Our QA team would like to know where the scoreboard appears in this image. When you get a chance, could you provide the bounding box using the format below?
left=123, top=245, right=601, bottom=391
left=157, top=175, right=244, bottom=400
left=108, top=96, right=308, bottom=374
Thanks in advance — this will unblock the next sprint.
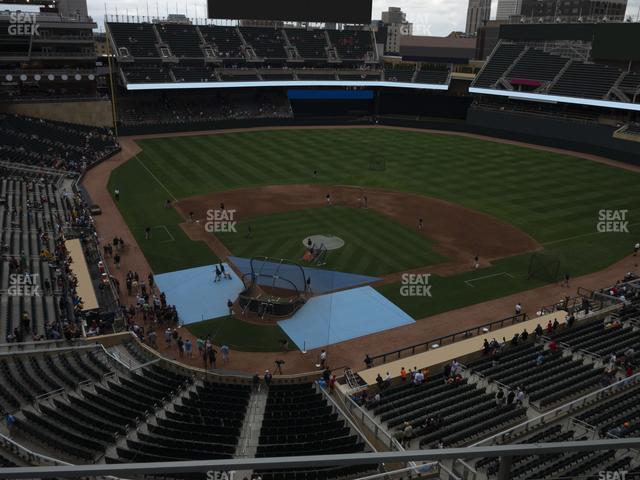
left=207, top=0, right=373, bottom=24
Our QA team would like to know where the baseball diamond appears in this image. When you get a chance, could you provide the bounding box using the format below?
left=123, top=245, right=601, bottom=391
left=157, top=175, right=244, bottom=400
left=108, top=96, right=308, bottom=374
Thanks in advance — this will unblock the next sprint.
left=2, top=3, right=640, bottom=478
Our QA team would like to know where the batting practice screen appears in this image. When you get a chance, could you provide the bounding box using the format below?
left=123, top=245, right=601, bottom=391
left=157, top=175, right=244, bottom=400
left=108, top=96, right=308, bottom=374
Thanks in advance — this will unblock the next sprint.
left=207, top=0, right=373, bottom=23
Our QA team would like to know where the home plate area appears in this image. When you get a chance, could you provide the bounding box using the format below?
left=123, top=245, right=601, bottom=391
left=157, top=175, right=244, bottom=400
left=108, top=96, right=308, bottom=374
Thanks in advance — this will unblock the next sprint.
left=155, top=259, right=413, bottom=350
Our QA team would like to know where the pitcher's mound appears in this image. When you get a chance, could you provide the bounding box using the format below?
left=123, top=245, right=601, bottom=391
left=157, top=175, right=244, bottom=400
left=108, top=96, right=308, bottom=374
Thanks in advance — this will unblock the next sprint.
left=303, top=234, right=345, bottom=251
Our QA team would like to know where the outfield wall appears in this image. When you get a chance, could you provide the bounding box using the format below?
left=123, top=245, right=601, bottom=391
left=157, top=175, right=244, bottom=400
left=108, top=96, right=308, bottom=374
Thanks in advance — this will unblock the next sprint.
left=115, top=87, right=640, bottom=164
left=119, top=113, right=640, bottom=166
left=464, top=108, right=640, bottom=165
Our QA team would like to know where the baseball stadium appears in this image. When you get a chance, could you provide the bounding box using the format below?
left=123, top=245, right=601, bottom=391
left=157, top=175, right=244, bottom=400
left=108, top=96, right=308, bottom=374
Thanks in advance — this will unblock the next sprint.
left=1, top=0, right=640, bottom=478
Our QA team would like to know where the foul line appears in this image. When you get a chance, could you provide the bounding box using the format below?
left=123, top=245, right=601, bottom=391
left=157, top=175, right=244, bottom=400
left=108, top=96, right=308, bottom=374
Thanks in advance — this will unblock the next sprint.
left=152, top=225, right=175, bottom=242
left=465, top=271, right=514, bottom=288
left=542, top=222, right=640, bottom=247
left=135, top=155, right=178, bottom=202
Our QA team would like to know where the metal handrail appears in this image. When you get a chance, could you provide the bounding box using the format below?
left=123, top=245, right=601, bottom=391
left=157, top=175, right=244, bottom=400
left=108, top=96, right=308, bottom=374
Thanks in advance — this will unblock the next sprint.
left=471, top=371, right=640, bottom=448
left=0, top=343, right=97, bottom=358
left=0, top=338, right=81, bottom=352
left=0, top=431, right=72, bottom=467
left=343, top=390, right=403, bottom=452
left=316, top=382, right=378, bottom=455
left=450, top=373, right=640, bottom=480
left=0, top=432, right=130, bottom=480
left=97, top=342, right=135, bottom=372
left=354, top=461, right=442, bottom=480
left=35, top=388, right=65, bottom=401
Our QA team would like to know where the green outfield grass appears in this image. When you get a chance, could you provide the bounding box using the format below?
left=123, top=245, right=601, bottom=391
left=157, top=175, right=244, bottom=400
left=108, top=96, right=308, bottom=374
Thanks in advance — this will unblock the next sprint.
left=109, top=128, right=639, bottom=324
left=216, top=206, right=446, bottom=276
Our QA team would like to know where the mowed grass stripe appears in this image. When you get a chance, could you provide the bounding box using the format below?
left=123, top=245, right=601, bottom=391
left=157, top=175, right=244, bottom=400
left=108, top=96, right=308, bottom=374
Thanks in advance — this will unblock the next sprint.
left=143, top=140, right=221, bottom=198
left=188, top=137, right=259, bottom=189
left=165, top=139, right=223, bottom=194
left=110, top=128, right=640, bottom=319
left=129, top=130, right=640, bottom=243
left=216, top=206, right=444, bottom=276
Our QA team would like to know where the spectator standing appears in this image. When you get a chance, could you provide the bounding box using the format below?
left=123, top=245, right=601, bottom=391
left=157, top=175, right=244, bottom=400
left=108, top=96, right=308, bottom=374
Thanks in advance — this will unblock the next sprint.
left=177, top=337, right=184, bottom=358
left=319, top=349, right=327, bottom=368
left=147, top=330, right=157, bottom=348
left=208, top=346, right=217, bottom=369
left=383, top=371, right=391, bottom=389
left=20, top=312, right=30, bottom=333
left=329, top=374, right=337, bottom=393
left=402, top=421, right=413, bottom=447
left=5, top=413, right=16, bottom=436
left=264, top=370, right=272, bottom=388
left=221, top=344, right=230, bottom=363
left=364, top=354, right=373, bottom=369
left=450, top=359, right=460, bottom=376
left=220, top=263, right=231, bottom=280
left=535, top=324, right=543, bottom=337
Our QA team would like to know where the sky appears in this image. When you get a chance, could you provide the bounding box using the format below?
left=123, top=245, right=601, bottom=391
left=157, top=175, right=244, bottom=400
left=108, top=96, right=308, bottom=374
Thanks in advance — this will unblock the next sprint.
left=10, top=0, right=640, bottom=35
left=87, top=0, right=487, bottom=34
